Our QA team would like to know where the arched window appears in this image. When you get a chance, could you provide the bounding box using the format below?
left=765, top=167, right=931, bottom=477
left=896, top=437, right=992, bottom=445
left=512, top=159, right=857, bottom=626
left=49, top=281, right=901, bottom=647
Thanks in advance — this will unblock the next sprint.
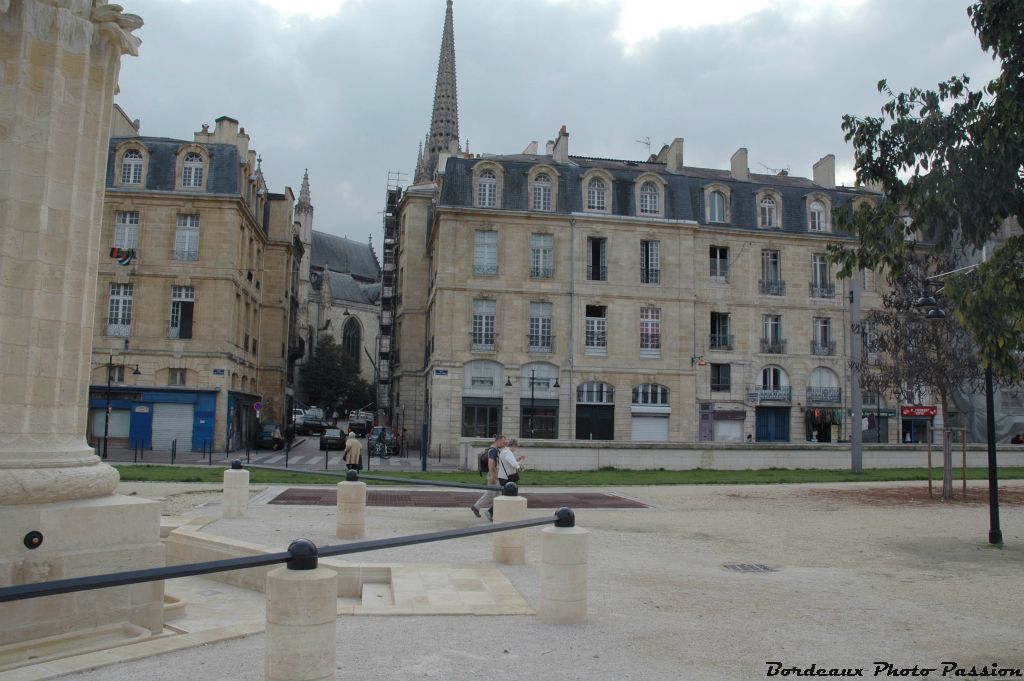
left=760, top=366, right=787, bottom=390
left=587, top=178, right=607, bottom=211
left=532, top=173, right=552, bottom=211
left=577, top=381, right=614, bottom=404
left=760, top=197, right=777, bottom=228
left=639, top=181, right=659, bottom=215
left=121, top=149, right=143, bottom=184
left=182, top=152, right=204, bottom=188
left=478, top=170, right=497, bottom=207
left=342, top=317, right=361, bottom=370
left=809, top=200, right=827, bottom=231
left=807, top=367, right=841, bottom=402
left=709, top=190, right=727, bottom=223
left=632, top=384, right=669, bottom=405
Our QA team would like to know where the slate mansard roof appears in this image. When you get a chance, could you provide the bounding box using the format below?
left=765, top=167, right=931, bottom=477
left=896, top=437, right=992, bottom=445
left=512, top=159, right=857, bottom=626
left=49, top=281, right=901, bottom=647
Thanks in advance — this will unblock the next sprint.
left=106, top=136, right=243, bottom=195
left=310, top=231, right=381, bottom=284
left=438, top=154, right=878, bottom=236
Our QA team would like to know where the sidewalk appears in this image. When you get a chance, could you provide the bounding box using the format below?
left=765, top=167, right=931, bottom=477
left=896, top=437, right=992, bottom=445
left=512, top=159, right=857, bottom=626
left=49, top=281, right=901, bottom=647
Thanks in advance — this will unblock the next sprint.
left=27, top=480, right=1024, bottom=680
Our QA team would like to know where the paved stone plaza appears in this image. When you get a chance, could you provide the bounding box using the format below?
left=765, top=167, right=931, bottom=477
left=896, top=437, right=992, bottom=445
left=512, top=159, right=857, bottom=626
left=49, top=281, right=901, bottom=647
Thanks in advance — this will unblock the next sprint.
left=8, top=478, right=1019, bottom=681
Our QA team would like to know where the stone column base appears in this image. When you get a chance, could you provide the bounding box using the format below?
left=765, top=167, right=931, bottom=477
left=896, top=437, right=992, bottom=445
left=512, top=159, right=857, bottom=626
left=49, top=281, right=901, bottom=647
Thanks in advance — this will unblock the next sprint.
left=0, top=494, right=164, bottom=646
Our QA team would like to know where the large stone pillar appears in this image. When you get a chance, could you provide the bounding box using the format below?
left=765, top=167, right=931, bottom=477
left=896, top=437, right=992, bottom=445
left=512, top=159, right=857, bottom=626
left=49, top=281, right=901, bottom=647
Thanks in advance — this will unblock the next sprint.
left=0, top=0, right=162, bottom=647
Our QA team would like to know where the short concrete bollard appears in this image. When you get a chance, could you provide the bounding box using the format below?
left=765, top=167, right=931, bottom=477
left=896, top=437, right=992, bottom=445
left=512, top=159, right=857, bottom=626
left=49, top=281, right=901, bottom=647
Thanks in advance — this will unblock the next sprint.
left=265, top=540, right=338, bottom=681
left=336, top=472, right=366, bottom=539
left=222, top=460, right=250, bottom=519
left=493, top=483, right=528, bottom=564
left=539, top=508, right=589, bottom=624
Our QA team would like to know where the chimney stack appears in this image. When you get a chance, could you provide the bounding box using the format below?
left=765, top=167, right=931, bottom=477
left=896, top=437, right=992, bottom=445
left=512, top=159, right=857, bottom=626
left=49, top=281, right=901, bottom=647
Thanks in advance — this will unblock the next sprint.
left=813, top=154, right=835, bottom=188
left=730, top=148, right=749, bottom=182
left=552, top=125, right=569, bottom=163
left=666, top=138, right=684, bottom=173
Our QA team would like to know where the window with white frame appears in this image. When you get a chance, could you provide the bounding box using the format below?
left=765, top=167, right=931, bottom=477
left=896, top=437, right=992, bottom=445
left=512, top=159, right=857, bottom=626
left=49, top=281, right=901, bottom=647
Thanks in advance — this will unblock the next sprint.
left=810, top=254, right=834, bottom=297
left=473, top=230, right=497, bottom=275
left=532, top=173, right=552, bottom=211
left=530, top=233, right=553, bottom=278
left=113, top=211, right=139, bottom=249
left=760, top=366, right=785, bottom=390
left=761, top=314, right=784, bottom=353
left=639, top=181, right=659, bottom=215
left=809, top=200, right=828, bottom=231
left=587, top=237, right=607, bottom=281
left=169, top=285, right=195, bottom=339
left=121, top=149, right=143, bottom=184
left=709, top=190, right=727, bottom=223
left=759, top=196, right=778, bottom=228
left=174, top=214, right=200, bottom=261
left=477, top=170, right=497, bottom=207
left=472, top=299, right=496, bottom=350
left=182, top=152, right=204, bottom=188
left=812, top=317, right=833, bottom=355
left=587, top=178, right=607, bottom=211
left=108, top=365, right=125, bottom=383
left=168, top=368, right=187, bottom=386
left=585, top=305, right=607, bottom=354
left=529, top=302, right=553, bottom=352
left=710, top=246, right=729, bottom=281
left=107, top=283, right=133, bottom=336
left=577, top=381, right=614, bottom=404
left=632, top=383, right=669, bottom=405
left=640, top=307, right=661, bottom=356
left=640, top=240, right=660, bottom=284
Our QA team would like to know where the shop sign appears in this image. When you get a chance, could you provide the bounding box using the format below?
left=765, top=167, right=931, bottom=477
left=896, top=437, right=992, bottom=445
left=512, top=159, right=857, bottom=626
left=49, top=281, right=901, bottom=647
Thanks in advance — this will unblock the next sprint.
left=901, top=406, right=937, bottom=417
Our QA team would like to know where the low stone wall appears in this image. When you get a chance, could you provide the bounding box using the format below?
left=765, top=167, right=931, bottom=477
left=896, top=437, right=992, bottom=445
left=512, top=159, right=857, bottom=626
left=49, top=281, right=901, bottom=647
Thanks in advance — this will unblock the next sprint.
left=459, top=441, right=1024, bottom=471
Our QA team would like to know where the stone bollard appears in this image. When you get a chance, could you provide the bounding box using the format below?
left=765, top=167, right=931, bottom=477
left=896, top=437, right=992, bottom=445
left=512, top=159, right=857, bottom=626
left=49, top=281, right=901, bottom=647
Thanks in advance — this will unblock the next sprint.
left=539, top=508, right=589, bottom=624
left=265, top=540, right=338, bottom=681
left=493, top=482, right=528, bottom=564
left=222, top=460, right=250, bottom=519
left=336, top=470, right=366, bottom=539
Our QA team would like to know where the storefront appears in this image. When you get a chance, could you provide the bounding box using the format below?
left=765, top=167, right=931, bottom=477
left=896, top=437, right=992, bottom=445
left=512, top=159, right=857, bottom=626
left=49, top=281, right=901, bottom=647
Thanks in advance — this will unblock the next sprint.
left=862, top=407, right=896, bottom=443
left=901, top=405, right=937, bottom=443
left=804, top=407, right=843, bottom=443
left=88, top=386, right=217, bottom=451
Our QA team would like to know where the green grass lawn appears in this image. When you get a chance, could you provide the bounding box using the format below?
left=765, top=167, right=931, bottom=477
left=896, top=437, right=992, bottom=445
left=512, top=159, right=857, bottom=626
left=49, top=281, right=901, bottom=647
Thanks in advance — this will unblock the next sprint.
left=113, top=464, right=1024, bottom=487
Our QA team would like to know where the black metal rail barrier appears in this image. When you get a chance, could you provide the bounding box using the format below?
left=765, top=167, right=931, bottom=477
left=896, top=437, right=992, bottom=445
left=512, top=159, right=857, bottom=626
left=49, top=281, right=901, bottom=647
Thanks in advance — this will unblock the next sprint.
left=244, top=463, right=502, bottom=492
left=0, top=508, right=574, bottom=603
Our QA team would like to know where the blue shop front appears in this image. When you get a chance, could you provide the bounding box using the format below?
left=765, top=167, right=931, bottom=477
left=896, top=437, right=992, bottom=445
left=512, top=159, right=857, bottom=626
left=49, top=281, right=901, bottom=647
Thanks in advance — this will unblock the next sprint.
left=88, top=386, right=218, bottom=452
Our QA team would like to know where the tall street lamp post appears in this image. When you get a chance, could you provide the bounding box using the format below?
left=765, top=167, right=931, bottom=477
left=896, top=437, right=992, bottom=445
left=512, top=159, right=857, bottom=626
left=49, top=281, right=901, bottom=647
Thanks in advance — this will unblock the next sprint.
left=101, top=352, right=141, bottom=460
left=506, top=370, right=559, bottom=438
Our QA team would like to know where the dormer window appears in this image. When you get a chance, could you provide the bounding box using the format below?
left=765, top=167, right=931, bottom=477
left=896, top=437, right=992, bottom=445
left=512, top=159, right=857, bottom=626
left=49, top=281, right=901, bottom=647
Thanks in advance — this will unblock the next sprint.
left=709, top=190, right=726, bottom=223
left=478, top=170, right=497, bottom=208
left=121, top=149, right=143, bottom=184
left=587, top=178, right=607, bottom=211
left=532, top=173, right=552, bottom=211
left=639, top=181, right=659, bottom=215
left=808, top=199, right=829, bottom=232
left=759, top=196, right=778, bottom=228
left=182, top=152, right=204, bottom=188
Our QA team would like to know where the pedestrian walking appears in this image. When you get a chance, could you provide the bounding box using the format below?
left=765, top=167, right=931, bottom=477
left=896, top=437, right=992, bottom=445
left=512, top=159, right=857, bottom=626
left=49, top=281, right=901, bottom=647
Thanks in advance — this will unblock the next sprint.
left=497, top=438, right=525, bottom=485
left=344, top=432, right=362, bottom=470
left=471, top=434, right=504, bottom=521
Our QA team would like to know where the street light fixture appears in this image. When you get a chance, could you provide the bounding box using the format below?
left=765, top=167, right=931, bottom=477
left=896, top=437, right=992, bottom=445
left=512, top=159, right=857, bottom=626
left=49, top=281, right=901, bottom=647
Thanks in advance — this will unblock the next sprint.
left=506, top=371, right=560, bottom=437
left=916, top=278, right=1001, bottom=546
left=101, top=351, right=141, bottom=460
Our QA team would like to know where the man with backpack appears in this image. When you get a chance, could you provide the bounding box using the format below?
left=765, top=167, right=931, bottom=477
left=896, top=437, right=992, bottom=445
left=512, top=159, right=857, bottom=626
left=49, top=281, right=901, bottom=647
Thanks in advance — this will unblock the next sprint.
left=471, top=434, right=505, bottom=521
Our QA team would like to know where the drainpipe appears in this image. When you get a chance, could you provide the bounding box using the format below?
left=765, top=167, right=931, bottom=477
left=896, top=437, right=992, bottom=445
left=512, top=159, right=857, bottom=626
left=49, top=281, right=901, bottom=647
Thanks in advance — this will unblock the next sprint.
left=567, top=217, right=576, bottom=434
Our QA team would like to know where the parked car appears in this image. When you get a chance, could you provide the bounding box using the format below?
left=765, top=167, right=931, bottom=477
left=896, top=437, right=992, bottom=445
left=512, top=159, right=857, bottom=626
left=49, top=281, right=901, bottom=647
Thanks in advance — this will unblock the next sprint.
left=319, top=428, right=345, bottom=451
left=347, top=420, right=368, bottom=437
left=297, top=417, right=329, bottom=436
left=255, top=421, right=284, bottom=450
left=367, top=426, right=398, bottom=456
left=291, top=408, right=306, bottom=424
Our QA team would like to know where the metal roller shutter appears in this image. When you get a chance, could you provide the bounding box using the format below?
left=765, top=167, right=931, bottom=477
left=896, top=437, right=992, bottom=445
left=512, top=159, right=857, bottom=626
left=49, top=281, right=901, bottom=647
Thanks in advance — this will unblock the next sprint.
left=631, top=415, right=668, bottom=441
left=152, top=403, right=194, bottom=451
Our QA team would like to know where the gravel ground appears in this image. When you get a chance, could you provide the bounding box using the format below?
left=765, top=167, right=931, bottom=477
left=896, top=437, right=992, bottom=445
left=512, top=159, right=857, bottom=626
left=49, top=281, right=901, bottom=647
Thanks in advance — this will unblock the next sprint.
left=58, top=480, right=1024, bottom=681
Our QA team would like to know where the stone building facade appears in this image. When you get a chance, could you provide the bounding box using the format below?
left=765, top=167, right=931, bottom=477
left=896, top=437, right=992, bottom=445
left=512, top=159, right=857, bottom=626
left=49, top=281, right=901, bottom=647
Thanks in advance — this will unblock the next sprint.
left=88, top=111, right=305, bottom=451
left=391, top=130, right=894, bottom=454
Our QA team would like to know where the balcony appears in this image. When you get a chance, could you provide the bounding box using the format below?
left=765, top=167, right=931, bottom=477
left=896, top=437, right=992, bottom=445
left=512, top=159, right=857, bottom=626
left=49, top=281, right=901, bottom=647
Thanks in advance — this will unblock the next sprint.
left=379, top=337, right=391, bottom=353
left=474, top=264, right=498, bottom=276
left=709, top=333, right=734, bottom=350
left=755, top=386, right=792, bottom=402
left=641, top=268, right=660, bottom=285
left=382, top=286, right=394, bottom=299
left=759, top=279, right=786, bottom=296
left=381, top=311, right=393, bottom=325
left=807, top=386, right=842, bottom=403
left=106, top=321, right=131, bottom=337
left=173, top=249, right=199, bottom=262
left=528, top=335, right=553, bottom=353
left=809, top=282, right=836, bottom=298
left=471, top=335, right=495, bottom=352
left=383, top=262, right=396, bottom=272
left=530, top=266, right=553, bottom=278
left=811, top=340, right=836, bottom=356
left=760, top=338, right=786, bottom=354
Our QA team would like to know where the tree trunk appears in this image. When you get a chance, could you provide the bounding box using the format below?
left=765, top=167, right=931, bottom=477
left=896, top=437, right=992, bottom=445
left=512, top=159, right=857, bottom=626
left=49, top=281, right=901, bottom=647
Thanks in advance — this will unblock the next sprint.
left=940, top=394, right=953, bottom=500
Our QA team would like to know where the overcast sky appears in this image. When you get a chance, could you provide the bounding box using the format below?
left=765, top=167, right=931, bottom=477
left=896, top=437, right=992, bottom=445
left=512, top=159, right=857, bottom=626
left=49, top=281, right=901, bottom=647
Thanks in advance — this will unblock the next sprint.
left=115, top=0, right=1000, bottom=246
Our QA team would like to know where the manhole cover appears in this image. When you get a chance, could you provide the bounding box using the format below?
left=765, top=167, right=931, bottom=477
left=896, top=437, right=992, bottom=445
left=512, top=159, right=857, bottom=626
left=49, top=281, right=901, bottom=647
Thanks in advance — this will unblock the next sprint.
left=723, top=563, right=777, bottom=573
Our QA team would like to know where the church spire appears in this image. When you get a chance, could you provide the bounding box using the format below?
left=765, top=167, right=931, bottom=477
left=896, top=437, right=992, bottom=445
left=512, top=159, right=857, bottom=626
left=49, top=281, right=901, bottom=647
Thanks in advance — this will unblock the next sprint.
left=297, top=168, right=313, bottom=215
left=415, top=0, right=460, bottom=184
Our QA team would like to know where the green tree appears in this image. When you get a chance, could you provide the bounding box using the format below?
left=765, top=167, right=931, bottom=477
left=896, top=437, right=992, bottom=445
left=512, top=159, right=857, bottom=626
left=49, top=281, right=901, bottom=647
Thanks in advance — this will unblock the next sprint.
left=860, top=254, right=982, bottom=498
left=828, top=0, right=1024, bottom=382
left=299, top=335, right=366, bottom=411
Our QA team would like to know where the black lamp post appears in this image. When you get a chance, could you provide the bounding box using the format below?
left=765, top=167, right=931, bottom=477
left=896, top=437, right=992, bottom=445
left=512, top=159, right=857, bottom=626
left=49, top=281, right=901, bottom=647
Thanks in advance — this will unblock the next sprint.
left=101, top=352, right=141, bottom=460
left=506, top=370, right=560, bottom=438
left=915, top=292, right=1001, bottom=545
